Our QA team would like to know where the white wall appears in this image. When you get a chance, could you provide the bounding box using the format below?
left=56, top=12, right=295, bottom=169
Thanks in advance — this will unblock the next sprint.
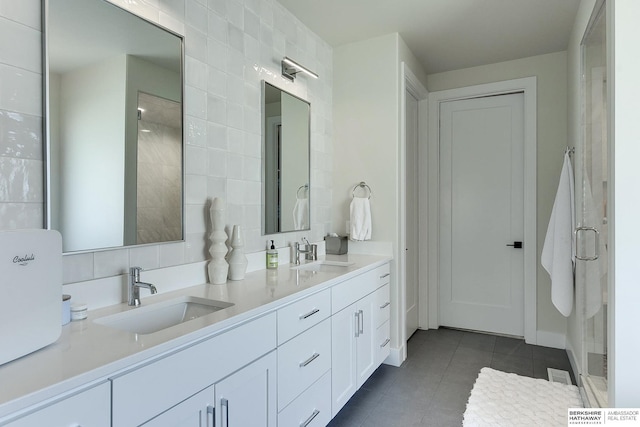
left=610, top=0, right=640, bottom=408
left=0, top=0, right=333, bottom=284
left=333, top=33, right=428, bottom=362
left=427, top=52, right=569, bottom=346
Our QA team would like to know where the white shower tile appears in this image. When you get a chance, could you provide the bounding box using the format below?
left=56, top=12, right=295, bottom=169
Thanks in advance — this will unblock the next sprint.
left=227, top=128, right=244, bottom=154
left=243, top=106, right=260, bottom=134
left=227, top=153, right=243, bottom=179
left=0, top=0, right=41, bottom=29
left=185, top=26, right=208, bottom=63
left=244, top=33, right=260, bottom=62
left=185, top=0, right=208, bottom=32
left=185, top=56, right=208, bottom=90
left=185, top=174, right=208, bottom=203
left=0, top=64, right=41, bottom=116
left=208, top=0, right=226, bottom=16
left=184, top=232, right=207, bottom=262
left=0, top=158, right=43, bottom=202
left=185, top=145, right=208, bottom=175
left=227, top=23, right=244, bottom=53
left=185, top=86, right=207, bottom=119
left=207, top=176, right=226, bottom=197
left=62, top=252, right=95, bottom=284
left=244, top=0, right=259, bottom=14
left=244, top=8, right=260, bottom=39
left=0, top=110, right=42, bottom=159
left=225, top=0, right=243, bottom=29
left=243, top=131, right=261, bottom=158
left=227, top=102, right=244, bottom=129
left=226, top=49, right=246, bottom=77
left=186, top=115, right=208, bottom=147
left=207, top=66, right=227, bottom=97
left=129, top=245, right=160, bottom=270
left=226, top=75, right=245, bottom=104
left=244, top=156, right=260, bottom=181
left=94, top=249, right=129, bottom=279
left=207, top=148, right=228, bottom=177
left=208, top=122, right=228, bottom=150
left=207, top=39, right=227, bottom=70
left=208, top=10, right=228, bottom=43
left=185, top=204, right=207, bottom=233
left=0, top=17, right=41, bottom=73
left=0, top=202, right=42, bottom=229
left=207, top=94, right=227, bottom=125
left=158, top=242, right=186, bottom=267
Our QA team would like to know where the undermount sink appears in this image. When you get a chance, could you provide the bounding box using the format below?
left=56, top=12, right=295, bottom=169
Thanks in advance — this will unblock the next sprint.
left=94, top=296, right=234, bottom=335
left=292, top=260, right=355, bottom=272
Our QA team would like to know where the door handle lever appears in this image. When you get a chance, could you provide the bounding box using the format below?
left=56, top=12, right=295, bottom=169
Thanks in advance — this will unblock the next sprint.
left=506, top=241, right=523, bottom=249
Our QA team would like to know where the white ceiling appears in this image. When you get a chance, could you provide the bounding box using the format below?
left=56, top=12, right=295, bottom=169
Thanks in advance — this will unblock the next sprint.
left=276, top=0, right=582, bottom=74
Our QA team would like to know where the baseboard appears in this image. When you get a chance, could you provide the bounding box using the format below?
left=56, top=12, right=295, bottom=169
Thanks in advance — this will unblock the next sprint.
left=565, top=339, right=582, bottom=387
left=535, top=330, right=566, bottom=349
left=383, top=344, right=405, bottom=367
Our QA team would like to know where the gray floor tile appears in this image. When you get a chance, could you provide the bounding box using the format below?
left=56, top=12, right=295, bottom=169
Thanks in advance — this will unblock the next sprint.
left=429, top=380, right=472, bottom=413
left=490, top=353, right=534, bottom=377
left=361, top=363, right=401, bottom=392
left=494, top=336, right=534, bottom=358
left=421, top=407, right=465, bottom=427
left=363, top=393, right=430, bottom=427
left=459, top=331, right=496, bottom=352
left=449, top=346, right=493, bottom=368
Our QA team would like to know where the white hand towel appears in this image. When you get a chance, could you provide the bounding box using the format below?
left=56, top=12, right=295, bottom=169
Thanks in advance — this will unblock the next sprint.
left=350, top=197, right=372, bottom=241
left=541, top=152, right=575, bottom=317
left=293, top=197, right=309, bottom=230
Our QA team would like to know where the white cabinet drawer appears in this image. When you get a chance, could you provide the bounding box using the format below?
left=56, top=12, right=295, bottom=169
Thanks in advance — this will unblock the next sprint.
left=376, top=263, right=391, bottom=287
left=278, top=371, right=331, bottom=427
left=374, top=283, right=391, bottom=328
left=278, top=318, right=331, bottom=411
left=278, top=289, right=330, bottom=345
left=112, top=312, right=276, bottom=427
left=4, top=382, right=111, bottom=427
left=375, top=320, right=391, bottom=366
left=332, top=268, right=377, bottom=314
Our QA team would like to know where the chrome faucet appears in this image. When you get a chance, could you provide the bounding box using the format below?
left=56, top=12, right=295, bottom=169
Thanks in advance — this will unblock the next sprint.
left=128, top=266, right=157, bottom=306
left=293, top=238, right=317, bottom=265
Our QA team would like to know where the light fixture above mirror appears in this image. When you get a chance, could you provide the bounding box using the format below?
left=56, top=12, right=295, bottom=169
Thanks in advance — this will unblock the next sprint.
left=281, top=57, right=318, bottom=82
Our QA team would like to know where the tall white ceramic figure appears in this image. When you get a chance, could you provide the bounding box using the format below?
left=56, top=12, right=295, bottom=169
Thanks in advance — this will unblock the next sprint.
left=227, top=225, right=248, bottom=280
left=208, top=198, right=229, bottom=284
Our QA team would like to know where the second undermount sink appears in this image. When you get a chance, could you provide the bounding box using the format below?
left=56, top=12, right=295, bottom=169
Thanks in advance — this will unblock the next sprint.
left=94, top=296, right=234, bottom=335
left=292, top=260, right=355, bottom=272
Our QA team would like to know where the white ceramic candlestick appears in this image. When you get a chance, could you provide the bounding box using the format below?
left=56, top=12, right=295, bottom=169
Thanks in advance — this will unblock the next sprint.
left=207, top=198, right=229, bottom=284
left=227, top=225, right=248, bottom=280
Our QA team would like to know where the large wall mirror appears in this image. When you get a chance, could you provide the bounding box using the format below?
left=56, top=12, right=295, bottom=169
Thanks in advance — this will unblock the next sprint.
left=45, top=0, right=184, bottom=253
left=262, top=82, right=310, bottom=235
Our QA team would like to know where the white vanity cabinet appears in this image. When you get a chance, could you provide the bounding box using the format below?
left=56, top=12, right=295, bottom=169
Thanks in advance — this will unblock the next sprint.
left=214, top=351, right=276, bottom=427
left=141, top=386, right=213, bottom=426
left=111, top=312, right=276, bottom=426
left=276, top=289, right=332, bottom=427
left=331, top=263, right=391, bottom=417
left=1, top=382, right=111, bottom=427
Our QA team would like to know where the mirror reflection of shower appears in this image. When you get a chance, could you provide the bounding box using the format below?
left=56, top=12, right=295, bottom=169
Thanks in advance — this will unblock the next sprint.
left=136, top=92, right=182, bottom=244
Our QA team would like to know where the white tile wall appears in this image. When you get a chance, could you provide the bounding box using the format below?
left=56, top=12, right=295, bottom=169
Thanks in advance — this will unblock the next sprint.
left=0, top=0, right=333, bottom=287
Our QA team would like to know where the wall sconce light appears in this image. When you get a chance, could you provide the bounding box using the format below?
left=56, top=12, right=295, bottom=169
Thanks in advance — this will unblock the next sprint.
left=281, top=57, right=318, bottom=81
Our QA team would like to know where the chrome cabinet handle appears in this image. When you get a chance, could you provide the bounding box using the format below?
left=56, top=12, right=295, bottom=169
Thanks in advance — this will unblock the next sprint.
left=379, top=301, right=390, bottom=309
left=354, top=312, right=360, bottom=337
left=300, top=409, right=320, bottom=427
left=221, top=398, right=229, bottom=427
left=380, top=338, right=391, bottom=348
left=358, top=310, right=364, bottom=335
left=299, top=308, right=320, bottom=320
left=207, top=405, right=214, bottom=427
left=299, top=352, right=320, bottom=367
left=379, top=273, right=390, bottom=279
left=575, top=226, right=600, bottom=261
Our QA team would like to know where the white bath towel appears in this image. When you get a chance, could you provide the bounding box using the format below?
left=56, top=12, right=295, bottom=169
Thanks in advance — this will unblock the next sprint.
left=350, top=197, right=372, bottom=241
left=541, top=152, right=575, bottom=317
left=293, top=197, right=309, bottom=230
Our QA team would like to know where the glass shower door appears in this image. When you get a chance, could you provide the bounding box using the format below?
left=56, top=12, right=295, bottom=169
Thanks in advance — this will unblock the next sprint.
left=577, top=1, right=608, bottom=406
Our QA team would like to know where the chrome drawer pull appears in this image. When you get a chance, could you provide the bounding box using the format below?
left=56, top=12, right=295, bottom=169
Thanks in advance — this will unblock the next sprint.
left=299, top=308, right=320, bottom=320
left=358, top=310, right=364, bottom=335
left=299, top=352, right=320, bottom=367
left=380, top=338, right=391, bottom=348
left=300, top=409, right=320, bottom=427
left=379, top=301, right=390, bottom=309
left=221, top=398, right=229, bottom=427
left=379, top=273, right=390, bottom=279
left=354, top=312, right=360, bottom=337
left=207, top=405, right=215, bottom=427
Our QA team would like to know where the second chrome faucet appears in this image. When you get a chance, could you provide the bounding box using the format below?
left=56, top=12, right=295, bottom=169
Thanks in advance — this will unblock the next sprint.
left=128, top=266, right=157, bottom=306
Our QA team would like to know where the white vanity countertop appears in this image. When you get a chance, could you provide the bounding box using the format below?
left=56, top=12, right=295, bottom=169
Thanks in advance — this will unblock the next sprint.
left=0, top=253, right=391, bottom=419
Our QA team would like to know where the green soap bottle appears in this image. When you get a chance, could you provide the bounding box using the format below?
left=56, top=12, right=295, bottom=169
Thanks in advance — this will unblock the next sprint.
left=266, top=240, right=278, bottom=269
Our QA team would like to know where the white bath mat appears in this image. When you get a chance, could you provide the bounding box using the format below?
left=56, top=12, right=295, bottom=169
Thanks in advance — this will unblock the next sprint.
left=463, top=367, right=583, bottom=426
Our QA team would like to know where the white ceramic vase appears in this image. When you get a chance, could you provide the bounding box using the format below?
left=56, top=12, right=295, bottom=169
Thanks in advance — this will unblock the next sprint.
left=227, top=225, right=248, bottom=280
left=207, top=198, right=229, bottom=284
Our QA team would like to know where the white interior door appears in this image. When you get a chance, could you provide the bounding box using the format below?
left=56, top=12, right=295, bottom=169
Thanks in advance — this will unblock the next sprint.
left=439, top=93, right=525, bottom=336
left=405, top=88, right=419, bottom=339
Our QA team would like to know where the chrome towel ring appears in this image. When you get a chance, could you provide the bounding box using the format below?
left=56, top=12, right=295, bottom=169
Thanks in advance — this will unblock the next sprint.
left=352, top=182, right=372, bottom=199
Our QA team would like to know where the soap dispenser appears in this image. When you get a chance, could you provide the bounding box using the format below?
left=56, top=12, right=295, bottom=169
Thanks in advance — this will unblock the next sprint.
left=266, top=240, right=278, bottom=269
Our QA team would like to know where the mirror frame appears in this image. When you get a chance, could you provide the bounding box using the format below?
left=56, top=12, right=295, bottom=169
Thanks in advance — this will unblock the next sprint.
left=261, top=80, right=311, bottom=235
left=42, top=0, right=186, bottom=254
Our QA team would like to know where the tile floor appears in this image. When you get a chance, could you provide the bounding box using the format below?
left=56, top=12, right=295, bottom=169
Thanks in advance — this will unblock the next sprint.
left=327, top=328, right=575, bottom=427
